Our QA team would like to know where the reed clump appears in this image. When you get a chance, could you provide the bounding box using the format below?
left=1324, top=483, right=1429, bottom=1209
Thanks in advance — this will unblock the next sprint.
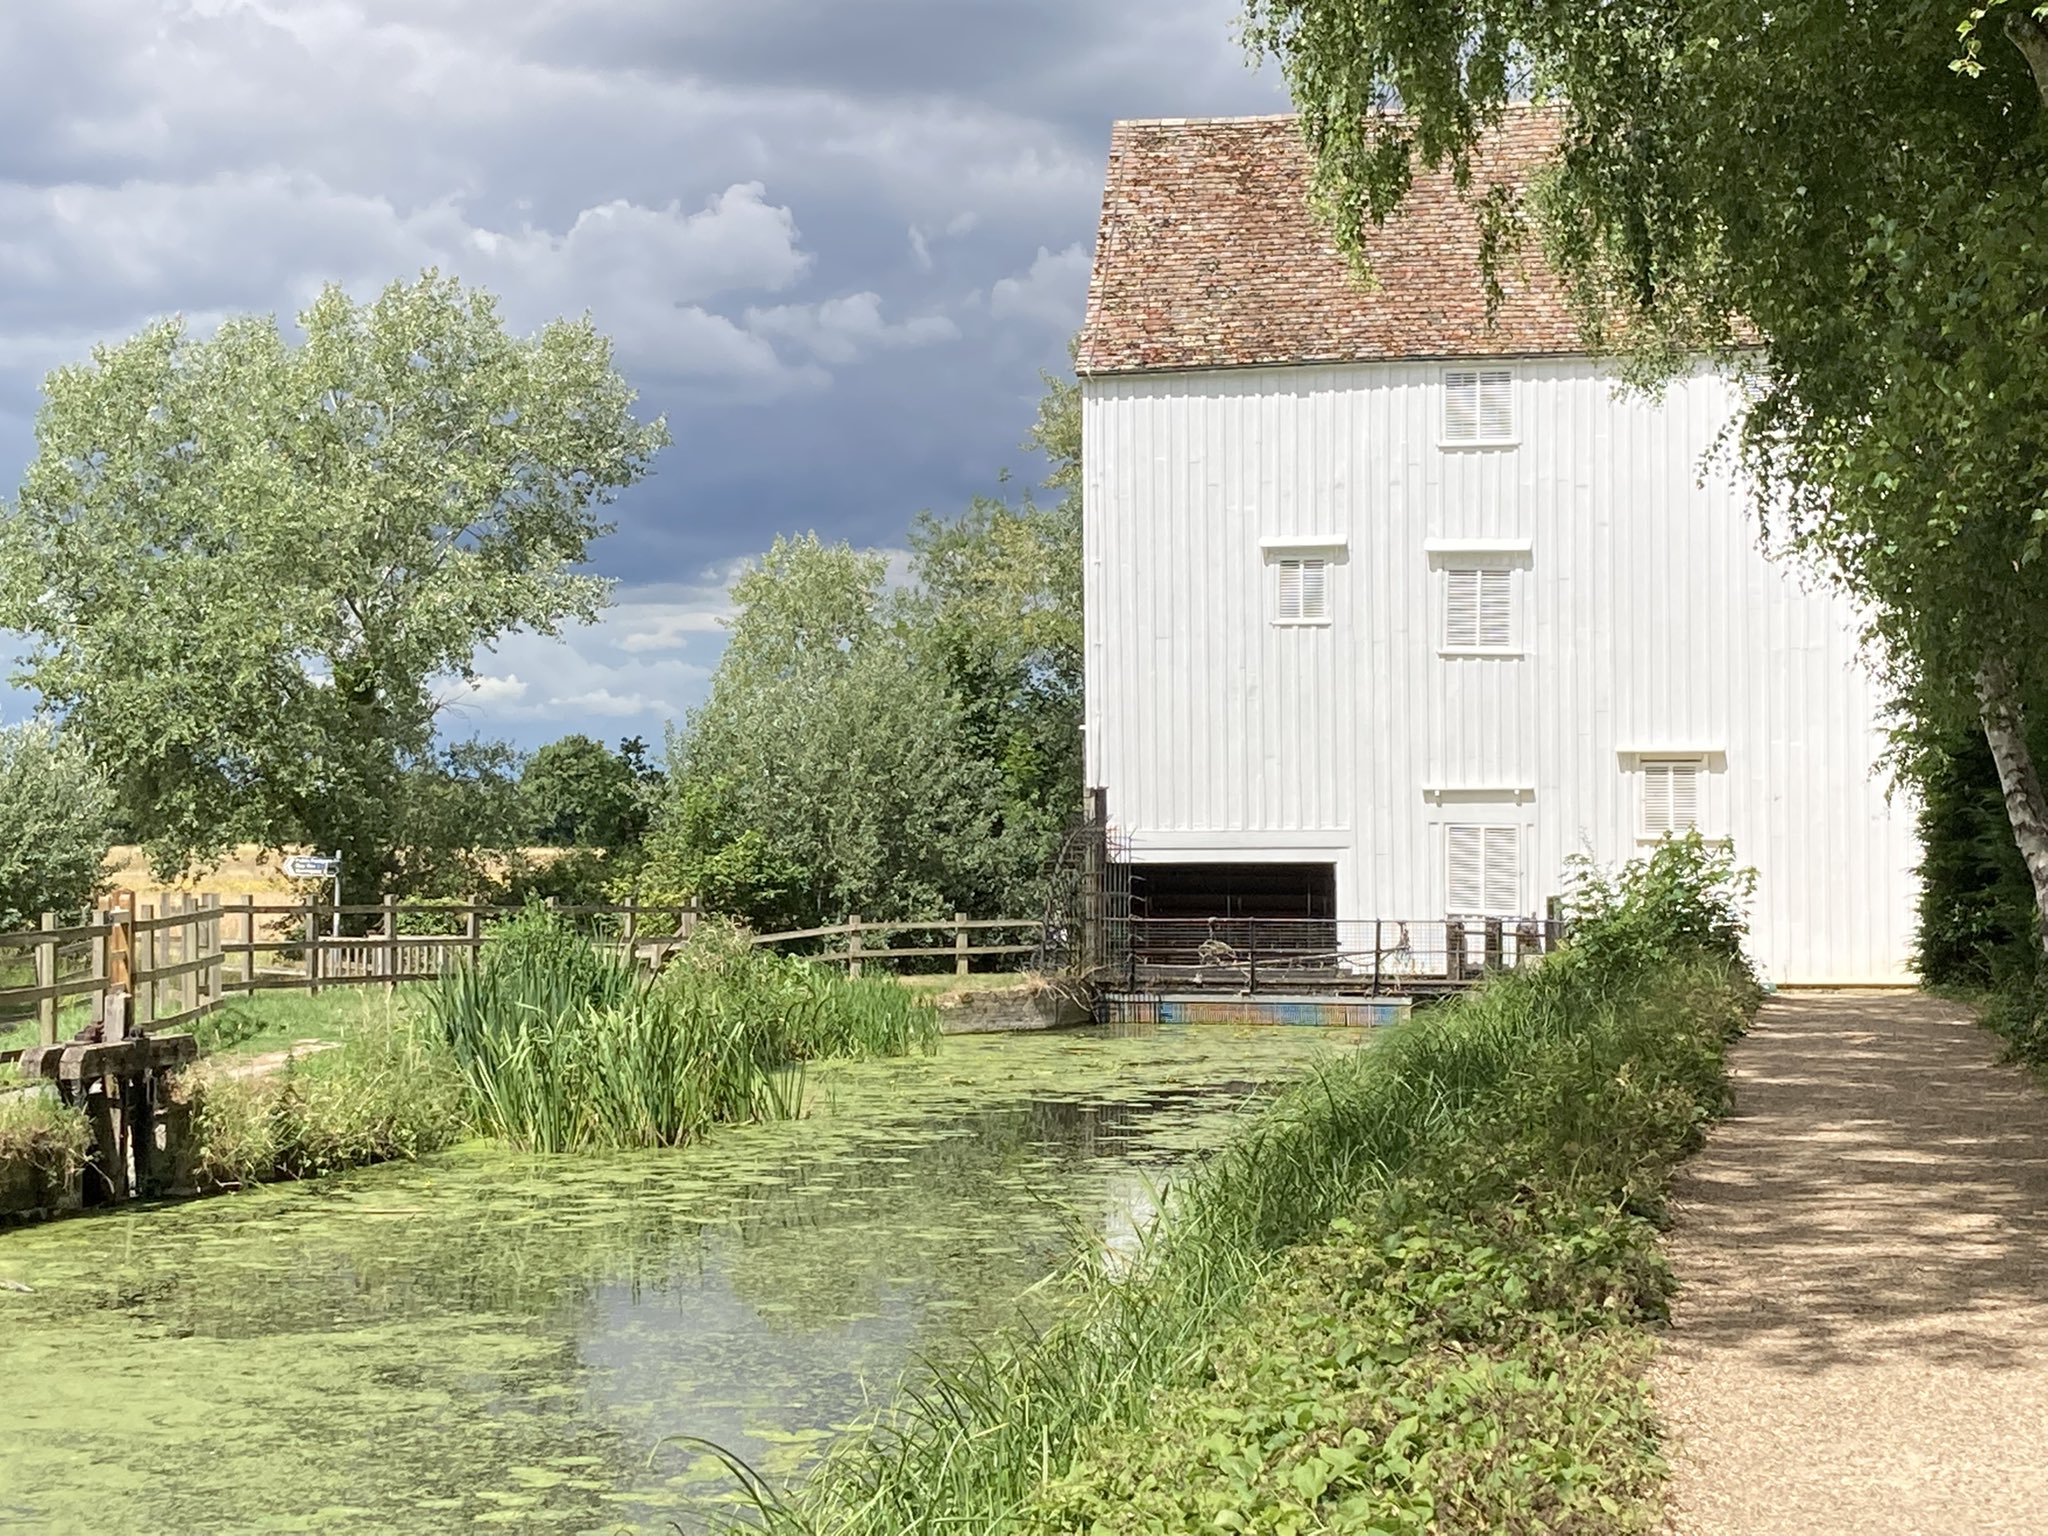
left=426, top=909, right=939, bottom=1153
left=754, top=835, right=1758, bottom=1535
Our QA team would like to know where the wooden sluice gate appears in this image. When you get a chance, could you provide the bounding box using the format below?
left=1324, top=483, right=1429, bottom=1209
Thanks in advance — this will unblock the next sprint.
left=18, top=1011, right=198, bottom=1205
left=15, top=893, right=203, bottom=1207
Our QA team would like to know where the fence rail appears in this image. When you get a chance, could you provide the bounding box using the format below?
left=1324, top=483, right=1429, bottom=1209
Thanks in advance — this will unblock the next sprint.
left=1120, top=915, right=1567, bottom=996
left=751, top=913, right=1046, bottom=977
left=1, top=895, right=705, bottom=1064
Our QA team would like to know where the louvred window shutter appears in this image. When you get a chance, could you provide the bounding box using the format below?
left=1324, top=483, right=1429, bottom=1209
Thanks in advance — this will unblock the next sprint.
left=1478, top=568, right=1513, bottom=648
left=1444, top=370, right=1480, bottom=442
left=1478, top=369, right=1515, bottom=441
left=1642, top=761, right=1703, bottom=835
left=1483, top=827, right=1520, bottom=913
left=1275, top=558, right=1329, bottom=623
left=1447, top=825, right=1485, bottom=913
left=1445, top=569, right=1481, bottom=647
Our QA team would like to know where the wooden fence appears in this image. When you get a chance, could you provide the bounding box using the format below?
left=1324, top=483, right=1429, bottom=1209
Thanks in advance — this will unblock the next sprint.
left=750, top=914, right=1045, bottom=977
left=1, top=899, right=1049, bottom=1065
left=0, top=896, right=702, bottom=1064
left=0, top=895, right=229, bottom=1062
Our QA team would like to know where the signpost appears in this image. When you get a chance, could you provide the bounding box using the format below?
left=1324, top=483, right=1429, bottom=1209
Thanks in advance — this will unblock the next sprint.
left=283, top=854, right=343, bottom=937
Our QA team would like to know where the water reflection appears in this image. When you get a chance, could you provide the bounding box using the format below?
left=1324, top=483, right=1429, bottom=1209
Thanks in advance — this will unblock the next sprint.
left=0, top=1023, right=1365, bottom=1533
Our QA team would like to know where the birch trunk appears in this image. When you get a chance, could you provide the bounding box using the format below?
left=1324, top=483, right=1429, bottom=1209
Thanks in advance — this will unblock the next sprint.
left=1976, top=655, right=2048, bottom=951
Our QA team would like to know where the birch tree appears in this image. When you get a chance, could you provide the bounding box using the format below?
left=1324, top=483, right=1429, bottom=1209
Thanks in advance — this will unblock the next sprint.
left=1244, top=0, right=2048, bottom=945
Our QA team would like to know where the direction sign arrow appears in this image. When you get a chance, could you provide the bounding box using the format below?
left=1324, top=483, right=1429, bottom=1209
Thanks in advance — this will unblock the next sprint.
left=282, top=856, right=340, bottom=880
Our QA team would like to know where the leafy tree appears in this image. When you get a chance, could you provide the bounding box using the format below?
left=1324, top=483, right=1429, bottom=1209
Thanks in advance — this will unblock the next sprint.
left=907, top=356, right=1085, bottom=864
left=0, top=722, right=117, bottom=928
left=0, top=271, right=668, bottom=896
left=384, top=740, right=531, bottom=901
left=521, top=734, right=654, bottom=850
left=644, top=535, right=1028, bottom=929
left=1243, top=0, right=2048, bottom=946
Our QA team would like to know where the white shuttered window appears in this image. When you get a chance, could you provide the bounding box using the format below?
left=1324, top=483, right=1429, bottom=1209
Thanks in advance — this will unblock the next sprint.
left=1274, top=557, right=1330, bottom=624
left=1443, top=367, right=1516, bottom=445
left=1641, top=760, right=1704, bottom=837
left=1443, top=567, right=1515, bottom=651
left=1446, top=825, right=1521, bottom=915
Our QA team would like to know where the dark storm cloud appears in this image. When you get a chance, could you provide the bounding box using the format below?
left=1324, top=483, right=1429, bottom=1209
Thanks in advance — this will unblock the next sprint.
left=0, top=0, right=1286, bottom=745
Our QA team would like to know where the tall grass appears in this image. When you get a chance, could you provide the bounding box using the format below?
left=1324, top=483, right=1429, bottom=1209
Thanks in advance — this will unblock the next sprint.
left=181, top=1003, right=469, bottom=1188
left=752, top=837, right=1757, bottom=1534
left=425, top=910, right=938, bottom=1153
left=0, top=1088, right=91, bottom=1219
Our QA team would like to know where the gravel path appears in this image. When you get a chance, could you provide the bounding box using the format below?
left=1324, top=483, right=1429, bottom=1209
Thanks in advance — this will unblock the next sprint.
left=1652, top=993, right=2048, bottom=1535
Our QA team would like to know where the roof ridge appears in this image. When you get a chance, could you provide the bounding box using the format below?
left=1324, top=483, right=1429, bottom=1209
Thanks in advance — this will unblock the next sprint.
left=1112, top=112, right=1300, bottom=128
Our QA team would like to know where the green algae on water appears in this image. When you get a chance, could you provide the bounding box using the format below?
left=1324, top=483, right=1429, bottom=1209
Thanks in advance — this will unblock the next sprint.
left=0, top=1023, right=1368, bottom=1533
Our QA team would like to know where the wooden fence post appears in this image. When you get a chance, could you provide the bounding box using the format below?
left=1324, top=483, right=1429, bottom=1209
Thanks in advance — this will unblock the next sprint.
left=383, top=894, right=399, bottom=991
left=137, top=904, right=157, bottom=1026
left=181, top=895, right=198, bottom=1019
left=847, top=914, right=863, bottom=979
left=35, top=912, right=57, bottom=1047
left=305, top=904, right=322, bottom=996
left=621, top=896, right=639, bottom=969
left=234, top=894, right=252, bottom=992
left=204, top=894, right=224, bottom=1009
left=90, top=908, right=109, bottom=1030
left=465, top=908, right=482, bottom=969
left=954, top=912, right=969, bottom=977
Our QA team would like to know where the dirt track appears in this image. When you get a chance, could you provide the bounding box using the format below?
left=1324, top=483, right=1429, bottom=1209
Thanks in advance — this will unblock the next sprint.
left=1652, top=993, right=2048, bottom=1535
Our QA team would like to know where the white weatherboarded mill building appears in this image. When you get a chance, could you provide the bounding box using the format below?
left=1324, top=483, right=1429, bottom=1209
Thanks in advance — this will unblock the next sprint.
left=1076, top=113, right=1919, bottom=985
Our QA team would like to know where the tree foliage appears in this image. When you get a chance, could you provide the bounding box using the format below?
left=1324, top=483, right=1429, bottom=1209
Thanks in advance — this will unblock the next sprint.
left=520, top=734, right=658, bottom=850
left=908, top=359, right=1084, bottom=863
left=642, top=535, right=1034, bottom=930
left=0, top=721, right=117, bottom=928
left=1244, top=0, right=2048, bottom=943
left=0, top=271, right=668, bottom=893
left=643, top=363, right=1085, bottom=931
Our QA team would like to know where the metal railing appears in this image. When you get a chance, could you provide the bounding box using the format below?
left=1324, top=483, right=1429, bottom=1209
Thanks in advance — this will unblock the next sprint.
left=1122, top=916, right=1567, bottom=996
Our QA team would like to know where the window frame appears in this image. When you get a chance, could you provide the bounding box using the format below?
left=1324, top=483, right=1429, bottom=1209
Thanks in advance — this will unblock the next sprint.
left=1441, top=365, right=1518, bottom=449
left=1444, top=822, right=1523, bottom=917
left=1638, top=757, right=1707, bottom=840
left=1439, top=564, right=1519, bottom=656
left=1271, top=555, right=1332, bottom=627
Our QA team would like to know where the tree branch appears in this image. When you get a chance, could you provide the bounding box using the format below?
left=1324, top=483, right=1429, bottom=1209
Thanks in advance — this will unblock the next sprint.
left=2009, top=8, right=2048, bottom=109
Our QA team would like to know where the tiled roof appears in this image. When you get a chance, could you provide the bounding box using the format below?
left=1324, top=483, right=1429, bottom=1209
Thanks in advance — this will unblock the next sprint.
left=1077, top=111, right=1583, bottom=376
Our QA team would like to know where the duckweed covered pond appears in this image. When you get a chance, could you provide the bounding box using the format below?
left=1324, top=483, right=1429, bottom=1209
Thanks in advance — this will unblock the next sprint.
left=0, top=1022, right=1368, bottom=1533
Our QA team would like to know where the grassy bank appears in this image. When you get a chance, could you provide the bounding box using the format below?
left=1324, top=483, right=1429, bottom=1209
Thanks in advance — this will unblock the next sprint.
left=4, top=910, right=945, bottom=1207
left=753, top=838, right=1755, bottom=1535
left=0, top=1090, right=92, bottom=1221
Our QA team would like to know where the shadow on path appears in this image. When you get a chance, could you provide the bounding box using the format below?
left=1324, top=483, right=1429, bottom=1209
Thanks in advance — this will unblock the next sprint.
left=1653, top=993, right=2048, bottom=1535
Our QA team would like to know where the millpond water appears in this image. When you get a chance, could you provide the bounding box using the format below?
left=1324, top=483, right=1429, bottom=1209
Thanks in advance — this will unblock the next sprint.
left=0, top=1022, right=1368, bottom=1533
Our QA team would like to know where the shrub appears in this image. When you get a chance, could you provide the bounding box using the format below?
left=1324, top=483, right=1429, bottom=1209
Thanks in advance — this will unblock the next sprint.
left=182, top=1005, right=468, bottom=1187
left=0, top=1089, right=91, bottom=1219
left=1563, top=831, right=1757, bottom=985
left=0, top=721, right=116, bottom=929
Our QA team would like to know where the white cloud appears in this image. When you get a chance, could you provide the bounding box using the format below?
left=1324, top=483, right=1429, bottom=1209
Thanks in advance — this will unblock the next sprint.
left=0, top=173, right=828, bottom=393
left=464, top=673, right=529, bottom=705
left=549, top=687, right=665, bottom=718
left=745, top=291, right=958, bottom=366
left=990, top=243, right=1091, bottom=330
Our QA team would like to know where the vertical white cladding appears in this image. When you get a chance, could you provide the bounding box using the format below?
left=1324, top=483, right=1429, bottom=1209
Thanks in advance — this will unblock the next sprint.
left=1083, top=357, right=1921, bottom=984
